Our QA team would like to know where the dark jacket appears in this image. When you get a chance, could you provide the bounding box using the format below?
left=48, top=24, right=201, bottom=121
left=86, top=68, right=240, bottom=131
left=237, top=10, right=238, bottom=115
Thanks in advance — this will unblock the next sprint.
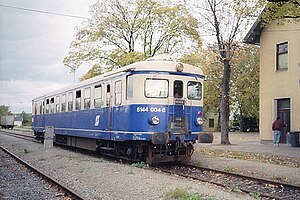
left=272, top=119, right=284, bottom=131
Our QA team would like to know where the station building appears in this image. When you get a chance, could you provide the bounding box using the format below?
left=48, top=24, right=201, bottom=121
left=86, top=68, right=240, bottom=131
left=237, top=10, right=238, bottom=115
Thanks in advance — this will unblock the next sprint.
left=244, top=20, right=300, bottom=143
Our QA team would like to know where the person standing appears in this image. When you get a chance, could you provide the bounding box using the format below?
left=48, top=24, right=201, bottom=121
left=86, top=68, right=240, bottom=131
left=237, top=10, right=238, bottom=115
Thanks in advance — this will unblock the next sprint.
left=272, top=117, right=284, bottom=146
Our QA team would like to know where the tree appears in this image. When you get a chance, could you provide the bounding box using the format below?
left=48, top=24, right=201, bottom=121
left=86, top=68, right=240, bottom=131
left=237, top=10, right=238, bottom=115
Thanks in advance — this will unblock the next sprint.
left=191, top=0, right=261, bottom=144
left=231, top=44, right=260, bottom=131
left=64, top=0, right=201, bottom=80
left=260, top=0, right=300, bottom=25
left=0, top=105, right=11, bottom=118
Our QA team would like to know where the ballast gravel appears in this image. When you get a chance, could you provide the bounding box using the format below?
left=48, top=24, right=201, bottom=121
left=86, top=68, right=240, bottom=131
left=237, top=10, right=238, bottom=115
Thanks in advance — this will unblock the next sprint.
left=0, top=133, right=255, bottom=200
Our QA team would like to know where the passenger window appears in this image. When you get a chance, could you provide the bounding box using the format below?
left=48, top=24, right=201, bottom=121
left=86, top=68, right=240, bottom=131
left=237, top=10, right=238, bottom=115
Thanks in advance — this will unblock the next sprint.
left=115, top=81, right=122, bottom=105
left=84, top=87, right=91, bottom=109
left=46, top=99, right=50, bottom=114
left=106, top=85, right=110, bottom=106
left=61, top=94, right=66, bottom=112
left=42, top=101, right=45, bottom=114
left=126, top=75, right=133, bottom=100
left=174, top=80, right=183, bottom=98
left=76, top=90, right=81, bottom=110
left=145, top=79, right=168, bottom=98
left=50, top=97, right=54, bottom=113
left=56, top=96, right=60, bottom=112
left=94, top=85, right=102, bottom=108
left=187, top=81, right=202, bottom=100
left=68, top=92, right=73, bottom=111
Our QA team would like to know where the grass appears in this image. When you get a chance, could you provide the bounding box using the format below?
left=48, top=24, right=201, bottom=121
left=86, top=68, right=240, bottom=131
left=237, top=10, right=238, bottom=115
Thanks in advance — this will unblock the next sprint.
left=195, top=147, right=300, bottom=168
left=164, top=188, right=200, bottom=200
left=131, top=161, right=149, bottom=169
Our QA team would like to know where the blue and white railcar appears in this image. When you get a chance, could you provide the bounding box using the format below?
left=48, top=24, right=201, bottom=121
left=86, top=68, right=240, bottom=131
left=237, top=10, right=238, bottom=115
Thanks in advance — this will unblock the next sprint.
left=32, top=55, right=204, bottom=163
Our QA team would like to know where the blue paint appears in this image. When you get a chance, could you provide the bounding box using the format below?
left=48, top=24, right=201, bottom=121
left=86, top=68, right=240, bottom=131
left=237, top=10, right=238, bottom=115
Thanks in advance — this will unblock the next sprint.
left=32, top=104, right=203, bottom=142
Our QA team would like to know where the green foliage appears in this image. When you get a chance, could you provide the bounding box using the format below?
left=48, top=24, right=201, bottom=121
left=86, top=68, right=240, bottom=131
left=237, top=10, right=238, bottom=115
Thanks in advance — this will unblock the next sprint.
left=131, top=161, right=149, bottom=169
left=0, top=105, right=11, bottom=117
left=164, top=188, right=200, bottom=200
left=64, top=0, right=201, bottom=80
left=127, top=169, right=135, bottom=175
left=260, top=0, right=300, bottom=26
left=22, top=112, right=32, bottom=126
left=250, top=191, right=261, bottom=199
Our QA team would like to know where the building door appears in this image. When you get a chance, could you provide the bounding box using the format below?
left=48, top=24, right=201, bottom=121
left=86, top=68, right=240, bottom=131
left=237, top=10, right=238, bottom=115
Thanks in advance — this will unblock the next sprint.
left=277, top=98, right=290, bottom=143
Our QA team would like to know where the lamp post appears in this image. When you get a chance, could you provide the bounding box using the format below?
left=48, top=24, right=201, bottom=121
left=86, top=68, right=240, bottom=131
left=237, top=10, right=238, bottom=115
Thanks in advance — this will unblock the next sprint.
left=19, top=101, right=23, bottom=127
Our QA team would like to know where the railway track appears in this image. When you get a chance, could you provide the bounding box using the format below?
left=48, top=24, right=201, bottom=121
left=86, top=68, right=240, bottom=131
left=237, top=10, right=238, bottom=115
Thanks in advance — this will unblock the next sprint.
left=2, top=129, right=299, bottom=199
left=0, top=146, right=85, bottom=200
left=156, top=163, right=300, bottom=200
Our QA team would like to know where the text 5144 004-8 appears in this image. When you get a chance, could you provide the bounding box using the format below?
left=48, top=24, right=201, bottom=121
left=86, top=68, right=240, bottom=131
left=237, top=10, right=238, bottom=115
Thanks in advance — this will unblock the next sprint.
left=136, top=107, right=166, bottom=113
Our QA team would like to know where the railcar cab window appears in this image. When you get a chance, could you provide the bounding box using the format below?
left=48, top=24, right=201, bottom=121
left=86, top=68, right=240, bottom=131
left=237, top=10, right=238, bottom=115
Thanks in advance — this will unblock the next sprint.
left=145, top=79, right=169, bottom=98
left=68, top=92, right=73, bottom=111
left=187, top=81, right=202, bottom=100
left=115, top=81, right=122, bottom=105
left=94, top=85, right=102, bottom=108
left=174, top=80, right=183, bottom=98
left=61, top=94, right=66, bottom=112
left=84, top=87, right=91, bottom=109
left=75, top=90, right=81, bottom=110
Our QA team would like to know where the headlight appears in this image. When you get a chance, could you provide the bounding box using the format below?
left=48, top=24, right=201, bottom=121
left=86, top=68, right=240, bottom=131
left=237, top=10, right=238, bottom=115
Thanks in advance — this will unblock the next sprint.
left=196, top=117, right=203, bottom=125
left=149, top=116, right=160, bottom=125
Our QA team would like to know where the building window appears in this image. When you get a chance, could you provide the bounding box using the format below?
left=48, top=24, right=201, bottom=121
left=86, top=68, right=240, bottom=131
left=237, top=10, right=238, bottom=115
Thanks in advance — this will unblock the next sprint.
left=209, top=118, right=214, bottom=128
left=276, top=42, right=288, bottom=70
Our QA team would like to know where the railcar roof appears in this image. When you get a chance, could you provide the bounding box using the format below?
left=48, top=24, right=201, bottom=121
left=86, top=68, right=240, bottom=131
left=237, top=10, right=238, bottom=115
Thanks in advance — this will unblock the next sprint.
left=33, top=59, right=203, bottom=101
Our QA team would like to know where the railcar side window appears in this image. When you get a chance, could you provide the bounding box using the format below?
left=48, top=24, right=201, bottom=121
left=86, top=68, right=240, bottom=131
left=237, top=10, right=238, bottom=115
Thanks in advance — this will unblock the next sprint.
left=187, top=81, right=202, bottom=100
left=56, top=96, right=60, bottom=112
left=174, top=80, right=183, bottom=98
left=68, top=92, right=73, bottom=111
left=94, top=85, right=102, bottom=108
left=61, top=94, right=66, bottom=112
left=42, top=101, right=45, bottom=114
left=115, top=81, right=122, bottom=105
left=46, top=99, right=50, bottom=114
left=145, top=79, right=168, bottom=98
left=126, top=75, right=133, bottom=100
left=50, top=97, right=55, bottom=113
left=84, top=88, right=91, bottom=109
left=76, top=90, right=81, bottom=110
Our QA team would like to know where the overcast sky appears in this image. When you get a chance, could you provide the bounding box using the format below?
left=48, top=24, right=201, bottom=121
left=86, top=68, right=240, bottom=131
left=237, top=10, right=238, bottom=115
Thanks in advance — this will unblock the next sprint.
left=0, top=0, right=97, bottom=113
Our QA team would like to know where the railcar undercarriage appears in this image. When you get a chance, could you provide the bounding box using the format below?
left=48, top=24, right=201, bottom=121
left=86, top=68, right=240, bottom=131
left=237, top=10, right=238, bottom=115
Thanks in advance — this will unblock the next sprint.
left=52, top=134, right=195, bottom=164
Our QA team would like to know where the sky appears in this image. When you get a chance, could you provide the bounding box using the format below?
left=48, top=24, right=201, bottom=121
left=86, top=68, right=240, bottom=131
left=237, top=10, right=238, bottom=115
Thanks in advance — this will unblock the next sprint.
left=0, top=0, right=98, bottom=113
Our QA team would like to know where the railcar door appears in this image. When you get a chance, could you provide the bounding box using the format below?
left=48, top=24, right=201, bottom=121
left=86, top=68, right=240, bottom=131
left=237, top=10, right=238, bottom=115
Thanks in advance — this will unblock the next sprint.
left=169, top=80, right=188, bottom=133
left=105, top=83, right=112, bottom=131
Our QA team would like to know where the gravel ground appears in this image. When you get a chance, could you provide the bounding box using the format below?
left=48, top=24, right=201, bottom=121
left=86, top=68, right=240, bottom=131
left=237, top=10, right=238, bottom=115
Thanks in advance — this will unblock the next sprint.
left=0, top=133, right=255, bottom=200
left=0, top=148, right=57, bottom=200
left=193, top=132, right=300, bottom=185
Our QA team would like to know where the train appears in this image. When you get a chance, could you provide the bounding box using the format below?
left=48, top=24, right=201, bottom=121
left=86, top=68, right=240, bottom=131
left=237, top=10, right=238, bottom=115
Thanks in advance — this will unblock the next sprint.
left=32, top=55, right=204, bottom=164
left=1, top=115, right=15, bottom=129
